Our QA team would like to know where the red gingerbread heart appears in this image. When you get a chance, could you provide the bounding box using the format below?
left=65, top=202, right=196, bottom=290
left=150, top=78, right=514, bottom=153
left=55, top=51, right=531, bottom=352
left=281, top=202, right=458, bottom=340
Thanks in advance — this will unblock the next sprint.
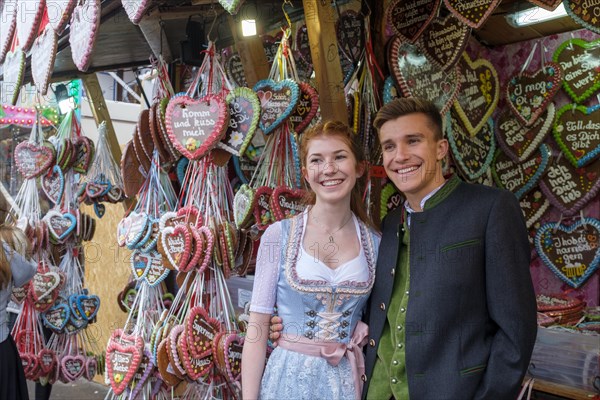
left=14, top=141, right=56, bottom=179
left=444, top=0, right=501, bottom=28
left=185, top=306, right=221, bottom=359
left=61, top=355, right=86, bottom=381
left=270, top=186, right=307, bottom=221
left=387, top=0, right=440, bottom=42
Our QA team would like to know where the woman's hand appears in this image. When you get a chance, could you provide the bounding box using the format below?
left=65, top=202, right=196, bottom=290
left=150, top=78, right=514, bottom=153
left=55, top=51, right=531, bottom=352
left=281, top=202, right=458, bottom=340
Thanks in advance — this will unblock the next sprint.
left=269, top=315, right=283, bottom=347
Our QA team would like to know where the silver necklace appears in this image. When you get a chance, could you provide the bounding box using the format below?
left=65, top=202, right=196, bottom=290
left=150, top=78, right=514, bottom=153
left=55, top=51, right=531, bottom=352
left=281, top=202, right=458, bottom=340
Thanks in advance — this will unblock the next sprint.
left=310, top=211, right=353, bottom=244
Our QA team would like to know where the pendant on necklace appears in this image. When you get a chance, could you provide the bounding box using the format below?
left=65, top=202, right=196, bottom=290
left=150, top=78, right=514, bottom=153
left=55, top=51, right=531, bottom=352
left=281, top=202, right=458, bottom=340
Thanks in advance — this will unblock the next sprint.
left=329, top=236, right=334, bottom=243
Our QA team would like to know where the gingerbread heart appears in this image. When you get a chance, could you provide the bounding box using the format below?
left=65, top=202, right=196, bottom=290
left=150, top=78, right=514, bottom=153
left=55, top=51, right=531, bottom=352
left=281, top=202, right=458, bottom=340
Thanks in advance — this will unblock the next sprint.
left=121, top=0, right=152, bottom=24
left=181, top=331, right=213, bottom=380
left=520, top=189, right=550, bottom=229
left=383, top=76, right=400, bottom=105
left=3, top=49, right=26, bottom=104
left=47, top=0, right=77, bottom=33
left=69, top=0, right=100, bottom=72
left=453, top=53, right=499, bottom=135
left=491, top=143, right=551, bottom=199
left=16, top=0, right=45, bottom=52
left=76, top=294, right=100, bottom=321
left=506, top=62, right=562, bottom=126
left=553, top=38, right=600, bottom=104
left=196, top=226, right=215, bottom=275
left=41, top=166, right=65, bottom=206
left=225, top=52, right=248, bottom=87
left=270, top=186, right=307, bottom=221
left=289, top=82, right=319, bottom=135
left=419, top=14, right=470, bottom=71
left=443, top=0, right=500, bottom=29
left=124, top=211, right=149, bottom=249
left=120, top=140, right=145, bottom=198
left=253, top=186, right=274, bottom=231
left=84, top=357, right=97, bottom=381
left=527, top=0, right=562, bottom=10
left=218, top=87, right=261, bottom=156
left=553, top=104, right=600, bottom=168
left=156, top=338, right=182, bottom=387
left=30, top=270, right=61, bottom=303
left=495, top=103, right=554, bottom=162
left=130, top=250, right=151, bottom=280
left=262, top=32, right=282, bottom=65
left=165, top=94, right=229, bottom=160
left=21, top=353, right=40, bottom=380
left=11, top=283, right=29, bottom=305
left=295, top=24, right=312, bottom=67
left=387, top=0, right=440, bottom=42
left=31, top=26, right=58, bottom=96
left=129, top=348, right=154, bottom=399
left=564, top=0, right=600, bottom=34
left=44, top=210, right=76, bottom=241
left=446, top=112, right=496, bottom=182
left=254, top=79, right=300, bottom=134
left=380, top=183, right=403, bottom=221
left=336, top=10, right=364, bottom=61
left=539, top=150, right=600, bottom=216
left=233, top=184, right=256, bottom=229
left=160, top=225, right=192, bottom=270
left=534, top=218, right=600, bottom=288
left=38, top=349, right=57, bottom=375
left=61, top=355, right=86, bottom=381
left=0, top=0, right=17, bottom=64
left=185, top=306, right=220, bottom=359
left=106, top=341, right=142, bottom=395
left=42, top=302, right=70, bottom=332
left=72, top=136, right=95, bottom=174
left=143, top=251, right=170, bottom=287
left=388, top=39, right=460, bottom=115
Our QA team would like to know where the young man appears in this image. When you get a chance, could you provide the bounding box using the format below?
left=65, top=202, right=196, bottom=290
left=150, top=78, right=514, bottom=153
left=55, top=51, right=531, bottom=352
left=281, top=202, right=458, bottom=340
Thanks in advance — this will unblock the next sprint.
left=362, top=98, right=537, bottom=399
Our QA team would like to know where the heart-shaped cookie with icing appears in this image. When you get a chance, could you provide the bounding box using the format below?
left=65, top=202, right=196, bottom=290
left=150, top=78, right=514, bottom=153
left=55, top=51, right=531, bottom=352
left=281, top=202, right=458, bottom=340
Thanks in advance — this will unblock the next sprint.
left=159, top=225, right=192, bottom=270
left=254, top=79, right=300, bottom=134
left=218, top=87, right=260, bottom=156
left=31, top=26, right=58, bottom=96
left=289, top=82, right=319, bottom=135
left=253, top=186, right=274, bottom=231
left=387, top=0, right=440, bottom=42
left=233, top=184, right=256, bottom=229
left=419, top=14, right=470, bottom=71
left=41, top=166, right=65, bottom=206
left=76, top=293, right=100, bottom=321
left=61, top=355, right=86, bottom=381
left=491, top=143, right=551, bottom=199
left=216, top=332, right=244, bottom=383
left=564, top=0, right=600, bottom=34
left=0, top=0, right=17, bottom=64
left=454, top=52, right=499, bottom=135
left=553, top=38, right=600, bottom=104
left=69, top=0, right=100, bottom=72
left=539, top=149, right=600, bottom=216
left=534, top=218, right=600, bottom=288
left=336, top=10, right=364, bottom=61
left=3, top=49, right=26, bottom=105
left=21, top=353, right=40, bottom=380
left=552, top=104, right=600, bottom=168
left=72, top=136, right=95, bottom=174
left=506, top=62, right=562, bottom=126
left=165, top=94, right=229, bottom=160
left=446, top=112, right=496, bottom=182
left=388, top=39, right=460, bottom=115
left=42, top=302, right=70, bottom=332
left=380, top=183, right=403, bottom=221
left=84, top=357, right=97, bottom=381
left=106, top=340, right=142, bottom=395
left=38, top=349, right=58, bottom=375
left=495, top=103, right=554, bottom=162
left=270, top=186, right=307, bottom=221
left=262, top=32, right=282, bottom=65
left=130, top=250, right=151, bottom=280
left=44, top=211, right=76, bottom=241
left=124, top=211, right=149, bottom=249
left=225, top=52, right=248, bottom=87
left=443, top=0, right=500, bottom=28
left=129, top=348, right=154, bottom=399
left=16, top=0, right=45, bottom=52
left=47, top=0, right=78, bottom=33
left=121, top=0, right=153, bottom=24
left=185, top=306, right=220, bottom=359
left=527, top=0, right=562, bottom=10
left=519, top=189, right=550, bottom=229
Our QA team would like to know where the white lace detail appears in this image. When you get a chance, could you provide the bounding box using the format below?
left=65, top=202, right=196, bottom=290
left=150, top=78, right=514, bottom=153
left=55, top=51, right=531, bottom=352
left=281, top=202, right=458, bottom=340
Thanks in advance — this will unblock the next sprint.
left=249, top=222, right=282, bottom=314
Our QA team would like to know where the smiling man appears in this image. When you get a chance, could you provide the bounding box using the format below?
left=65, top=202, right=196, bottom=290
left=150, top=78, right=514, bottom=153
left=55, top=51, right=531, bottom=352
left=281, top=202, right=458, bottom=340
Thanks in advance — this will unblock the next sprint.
left=362, top=98, right=537, bottom=400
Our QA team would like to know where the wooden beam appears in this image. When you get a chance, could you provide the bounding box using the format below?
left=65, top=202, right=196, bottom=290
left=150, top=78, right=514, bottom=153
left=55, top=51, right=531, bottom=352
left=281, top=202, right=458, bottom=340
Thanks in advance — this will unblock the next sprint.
left=227, top=16, right=269, bottom=88
left=80, top=73, right=135, bottom=210
left=302, top=0, right=348, bottom=123
left=138, top=14, right=173, bottom=63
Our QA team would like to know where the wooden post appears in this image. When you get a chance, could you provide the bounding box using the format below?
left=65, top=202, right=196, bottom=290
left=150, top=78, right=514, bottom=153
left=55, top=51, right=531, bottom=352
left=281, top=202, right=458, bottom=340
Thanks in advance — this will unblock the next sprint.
left=81, top=73, right=135, bottom=210
left=302, top=0, right=348, bottom=123
left=227, top=16, right=270, bottom=88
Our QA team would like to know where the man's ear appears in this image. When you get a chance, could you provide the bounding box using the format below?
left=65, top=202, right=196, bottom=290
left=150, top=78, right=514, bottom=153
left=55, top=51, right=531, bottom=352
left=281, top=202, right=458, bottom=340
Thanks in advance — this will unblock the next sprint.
left=437, top=139, right=449, bottom=161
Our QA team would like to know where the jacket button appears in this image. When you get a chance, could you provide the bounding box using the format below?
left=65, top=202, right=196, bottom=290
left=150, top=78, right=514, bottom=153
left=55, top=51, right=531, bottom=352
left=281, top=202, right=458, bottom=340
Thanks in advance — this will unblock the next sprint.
left=369, top=339, right=376, bottom=347
left=380, top=303, right=386, bottom=311
left=390, top=268, right=395, bottom=276
left=361, top=374, right=367, bottom=382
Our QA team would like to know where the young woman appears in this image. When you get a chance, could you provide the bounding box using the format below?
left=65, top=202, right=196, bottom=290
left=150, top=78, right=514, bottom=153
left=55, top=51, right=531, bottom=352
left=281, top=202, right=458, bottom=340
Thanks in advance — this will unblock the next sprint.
left=242, top=121, right=380, bottom=400
left=0, top=220, right=37, bottom=400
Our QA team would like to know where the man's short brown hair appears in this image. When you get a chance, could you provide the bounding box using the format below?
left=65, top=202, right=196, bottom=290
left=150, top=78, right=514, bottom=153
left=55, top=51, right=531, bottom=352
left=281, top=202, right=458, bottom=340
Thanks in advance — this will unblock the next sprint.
left=374, top=97, right=444, bottom=140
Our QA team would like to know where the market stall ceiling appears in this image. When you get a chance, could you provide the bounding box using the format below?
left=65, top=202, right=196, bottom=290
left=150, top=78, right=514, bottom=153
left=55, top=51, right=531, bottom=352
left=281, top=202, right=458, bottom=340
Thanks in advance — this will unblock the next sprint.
left=16, top=0, right=584, bottom=83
